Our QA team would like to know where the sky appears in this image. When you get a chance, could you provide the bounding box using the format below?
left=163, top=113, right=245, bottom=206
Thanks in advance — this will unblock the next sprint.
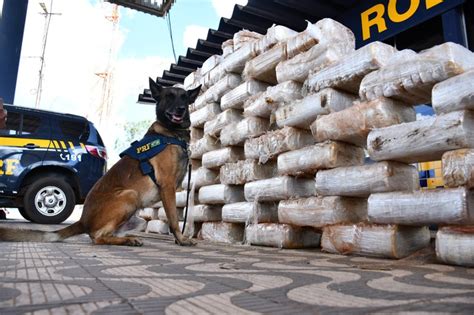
left=14, top=0, right=247, bottom=161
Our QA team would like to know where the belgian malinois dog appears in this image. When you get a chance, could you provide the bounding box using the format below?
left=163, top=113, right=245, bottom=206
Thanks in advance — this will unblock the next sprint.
left=0, top=78, right=201, bottom=246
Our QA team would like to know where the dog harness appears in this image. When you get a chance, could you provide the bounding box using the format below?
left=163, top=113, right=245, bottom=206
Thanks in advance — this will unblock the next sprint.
left=119, top=133, right=188, bottom=186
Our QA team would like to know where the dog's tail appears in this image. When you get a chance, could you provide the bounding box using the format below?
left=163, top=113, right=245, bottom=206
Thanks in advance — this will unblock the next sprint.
left=0, top=221, right=86, bottom=242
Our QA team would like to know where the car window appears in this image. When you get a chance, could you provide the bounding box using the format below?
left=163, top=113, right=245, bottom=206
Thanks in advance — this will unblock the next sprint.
left=21, top=114, right=41, bottom=135
left=59, top=119, right=88, bottom=140
left=0, top=111, right=21, bottom=135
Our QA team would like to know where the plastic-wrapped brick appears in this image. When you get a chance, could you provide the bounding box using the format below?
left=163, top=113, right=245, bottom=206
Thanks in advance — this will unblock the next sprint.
left=146, top=220, right=170, bottom=234
left=190, top=102, right=221, bottom=128
left=252, top=25, right=297, bottom=55
left=189, top=134, right=220, bottom=159
left=311, top=97, right=415, bottom=147
left=194, top=74, right=242, bottom=109
left=367, top=110, right=474, bottom=163
left=243, top=81, right=303, bottom=118
left=276, top=42, right=353, bottom=84
left=181, top=167, right=219, bottom=189
left=220, top=117, right=269, bottom=147
left=201, top=222, right=245, bottom=244
left=222, top=39, right=234, bottom=57
left=245, top=126, right=313, bottom=163
left=315, top=161, right=419, bottom=197
left=303, top=41, right=396, bottom=95
left=158, top=207, right=184, bottom=222
left=204, top=109, right=243, bottom=137
left=305, top=18, right=355, bottom=47
left=222, top=202, right=278, bottom=223
left=321, top=224, right=430, bottom=259
left=360, top=43, right=474, bottom=104
left=221, top=44, right=257, bottom=74
left=220, top=159, right=277, bottom=185
left=201, top=55, right=222, bottom=76
left=244, top=176, right=316, bottom=202
left=368, top=187, right=474, bottom=225
left=432, top=70, right=474, bottom=115
left=275, top=88, right=356, bottom=130
left=192, top=204, right=222, bottom=222
left=176, top=190, right=199, bottom=208
left=198, top=184, right=245, bottom=205
left=220, top=80, right=269, bottom=110
left=442, top=149, right=474, bottom=188
left=243, top=43, right=287, bottom=84
left=245, top=223, right=321, bottom=249
left=233, top=29, right=262, bottom=50
left=436, top=226, right=474, bottom=267
left=279, top=196, right=367, bottom=228
left=278, top=141, right=364, bottom=176
left=202, top=147, right=245, bottom=169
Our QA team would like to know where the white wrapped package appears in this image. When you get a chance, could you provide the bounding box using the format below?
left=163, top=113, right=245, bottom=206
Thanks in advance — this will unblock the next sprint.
left=442, top=149, right=474, bottom=188
left=360, top=43, right=474, bottom=104
left=245, top=223, right=321, bottom=249
left=146, top=220, right=170, bottom=234
left=221, top=44, right=257, bottom=74
left=432, top=70, right=474, bottom=115
left=220, top=159, right=277, bottom=185
left=220, top=79, right=269, bottom=110
left=312, top=98, right=415, bottom=147
left=306, top=18, right=355, bottom=46
left=189, top=134, right=220, bottom=159
left=198, top=184, right=245, bottom=205
left=190, top=102, right=221, bottom=128
left=252, top=25, right=297, bottom=55
left=184, top=71, right=198, bottom=90
left=220, top=116, right=270, bottom=146
left=322, top=224, right=430, bottom=259
left=233, top=29, right=262, bottom=50
left=277, top=141, right=364, bottom=176
left=275, top=88, right=356, bottom=130
left=158, top=207, right=184, bottom=222
left=243, top=81, right=303, bottom=118
left=222, top=202, right=278, bottom=223
left=244, top=176, right=316, bottom=202
left=200, top=64, right=227, bottom=91
left=201, top=222, right=245, bottom=244
left=367, top=110, right=474, bottom=163
left=222, top=39, right=234, bottom=57
left=368, top=187, right=474, bottom=225
left=137, top=208, right=157, bottom=221
left=303, top=41, right=396, bottom=94
left=176, top=190, right=199, bottom=208
left=181, top=167, right=219, bottom=189
left=436, top=226, right=474, bottom=267
left=192, top=204, right=222, bottom=222
left=243, top=43, right=287, bottom=84
left=204, top=109, right=243, bottom=137
left=194, top=74, right=242, bottom=109
left=276, top=42, right=353, bottom=84
left=201, top=55, right=222, bottom=75
left=278, top=196, right=367, bottom=228
left=245, top=127, right=313, bottom=163
left=316, top=161, right=419, bottom=197
left=202, top=147, right=245, bottom=169
left=190, top=127, right=204, bottom=144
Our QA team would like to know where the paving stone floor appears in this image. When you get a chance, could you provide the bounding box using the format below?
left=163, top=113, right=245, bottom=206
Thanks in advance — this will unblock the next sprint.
left=0, top=220, right=473, bottom=314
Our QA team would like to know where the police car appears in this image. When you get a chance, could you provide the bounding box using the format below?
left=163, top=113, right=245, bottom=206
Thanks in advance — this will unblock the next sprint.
left=0, top=104, right=107, bottom=224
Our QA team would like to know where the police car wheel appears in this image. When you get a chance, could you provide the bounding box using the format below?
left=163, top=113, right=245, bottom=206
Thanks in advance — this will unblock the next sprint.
left=23, top=176, right=76, bottom=224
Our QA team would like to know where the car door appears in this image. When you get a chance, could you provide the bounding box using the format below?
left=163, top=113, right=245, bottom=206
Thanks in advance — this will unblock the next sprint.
left=0, top=109, right=51, bottom=193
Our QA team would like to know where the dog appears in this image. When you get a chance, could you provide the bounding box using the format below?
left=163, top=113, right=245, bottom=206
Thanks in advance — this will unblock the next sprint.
left=0, top=78, right=201, bottom=246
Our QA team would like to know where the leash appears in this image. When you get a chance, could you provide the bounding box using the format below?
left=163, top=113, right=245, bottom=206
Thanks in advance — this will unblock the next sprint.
left=181, top=163, right=192, bottom=234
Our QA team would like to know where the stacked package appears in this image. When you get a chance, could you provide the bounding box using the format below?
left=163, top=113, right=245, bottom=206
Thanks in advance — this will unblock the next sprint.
left=362, top=43, right=474, bottom=263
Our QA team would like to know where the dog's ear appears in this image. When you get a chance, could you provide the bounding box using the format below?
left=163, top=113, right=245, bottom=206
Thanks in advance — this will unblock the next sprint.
left=149, top=77, right=162, bottom=99
left=187, top=85, right=201, bottom=104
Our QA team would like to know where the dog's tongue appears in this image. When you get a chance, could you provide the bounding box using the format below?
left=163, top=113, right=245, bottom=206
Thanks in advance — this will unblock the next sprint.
left=172, top=114, right=183, bottom=123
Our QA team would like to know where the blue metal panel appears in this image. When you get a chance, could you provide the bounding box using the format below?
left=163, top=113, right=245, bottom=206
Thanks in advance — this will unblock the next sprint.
left=442, top=6, right=468, bottom=47
left=0, top=0, right=29, bottom=104
left=337, top=0, right=465, bottom=47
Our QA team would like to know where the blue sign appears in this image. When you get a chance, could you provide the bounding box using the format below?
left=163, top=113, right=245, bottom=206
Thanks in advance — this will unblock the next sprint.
left=339, top=0, right=465, bottom=47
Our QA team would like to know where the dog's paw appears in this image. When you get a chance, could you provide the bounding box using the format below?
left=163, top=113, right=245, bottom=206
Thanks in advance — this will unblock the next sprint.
left=125, top=237, right=144, bottom=247
left=176, top=237, right=196, bottom=246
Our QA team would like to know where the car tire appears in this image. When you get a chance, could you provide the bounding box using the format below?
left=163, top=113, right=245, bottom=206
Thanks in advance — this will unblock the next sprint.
left=17, top=207, right=32, bottom=221
left=23, top=176, right=76, bottom=224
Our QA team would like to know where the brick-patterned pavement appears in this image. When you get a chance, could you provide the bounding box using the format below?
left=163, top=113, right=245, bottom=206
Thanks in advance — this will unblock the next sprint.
left=0, top=221, right=473, bottom=314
